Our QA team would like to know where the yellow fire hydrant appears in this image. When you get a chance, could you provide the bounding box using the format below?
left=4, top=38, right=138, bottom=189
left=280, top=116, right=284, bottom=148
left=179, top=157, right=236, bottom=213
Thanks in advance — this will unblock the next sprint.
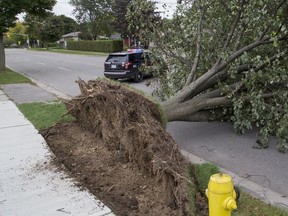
left=206, top=173, right=238, bottom=216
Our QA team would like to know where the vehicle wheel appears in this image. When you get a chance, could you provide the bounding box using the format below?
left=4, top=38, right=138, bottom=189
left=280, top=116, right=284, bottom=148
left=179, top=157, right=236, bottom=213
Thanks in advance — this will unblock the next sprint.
left=133, top=70, right=143, bottom=83
left=234, top=186, right=240, bottom=201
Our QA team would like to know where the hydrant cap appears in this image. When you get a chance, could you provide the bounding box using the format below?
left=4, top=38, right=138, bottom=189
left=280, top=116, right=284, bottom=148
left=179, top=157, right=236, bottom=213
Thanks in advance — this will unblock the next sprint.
left=210, top=173, right=232, bottom=184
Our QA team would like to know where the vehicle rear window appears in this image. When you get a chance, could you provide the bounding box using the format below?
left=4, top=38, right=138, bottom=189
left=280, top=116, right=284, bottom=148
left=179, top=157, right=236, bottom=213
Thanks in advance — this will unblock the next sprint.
left=106, top=55, right=127, bottom=62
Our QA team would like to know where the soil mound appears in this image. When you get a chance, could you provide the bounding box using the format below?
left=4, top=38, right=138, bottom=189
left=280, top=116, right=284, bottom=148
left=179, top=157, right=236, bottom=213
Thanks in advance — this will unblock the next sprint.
left=44, top=79, right=200, bottom=215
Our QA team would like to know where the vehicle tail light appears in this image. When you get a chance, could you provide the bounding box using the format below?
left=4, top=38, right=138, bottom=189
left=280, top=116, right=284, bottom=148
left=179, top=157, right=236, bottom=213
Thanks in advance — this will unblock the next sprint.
left=124, top=62, right=132, bottom=69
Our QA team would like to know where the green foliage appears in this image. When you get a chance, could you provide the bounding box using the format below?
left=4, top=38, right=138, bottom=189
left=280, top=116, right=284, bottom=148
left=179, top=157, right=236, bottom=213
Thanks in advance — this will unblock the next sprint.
left=128, top=0, right=288, bottom=151
left=18, top=101, right=75, bottom=130
left=7, top=22, right=27, bottom=46
left=67, top=40, right=123, bottom=53
left=36, top=14, right=78, bottom=44
left=3, top=36, right=14, bottom=48
left=111, top=0, right=132, bottom=37
left=47, top=42, right=58, bottom=48
left=0, top=0, right=56, bottom=33
left=194, top=163, right=219, bottom=193
left=69, top=0, right=112, bottom=39
left=23, top=13, right=78, bottom=45
left=127, top=0, right=160, bottom=43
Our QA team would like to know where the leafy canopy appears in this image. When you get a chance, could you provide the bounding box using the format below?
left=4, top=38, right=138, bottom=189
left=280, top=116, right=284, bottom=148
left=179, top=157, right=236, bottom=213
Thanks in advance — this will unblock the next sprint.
left=24, top=13, right=78, bottom=43
left=128, top=0, right=288, bottom=151
left=70, top=0, right=112, bottom=39
left=111, top=0, right=132, bottom=38
left=0, top=0, right=56, bottom=33
left=7, top=22, right=27, bottom=45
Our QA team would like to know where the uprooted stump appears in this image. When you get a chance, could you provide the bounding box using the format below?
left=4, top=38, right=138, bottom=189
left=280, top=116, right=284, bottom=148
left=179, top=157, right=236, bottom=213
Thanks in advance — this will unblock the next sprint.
left=65, top=79, right=195, bottom=215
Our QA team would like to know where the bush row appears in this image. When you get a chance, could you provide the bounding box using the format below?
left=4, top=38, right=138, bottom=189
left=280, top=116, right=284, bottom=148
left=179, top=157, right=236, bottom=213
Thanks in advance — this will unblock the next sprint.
left=67, top=40, right=123, bottom=53
left=47, top=42, right=58, bottom=48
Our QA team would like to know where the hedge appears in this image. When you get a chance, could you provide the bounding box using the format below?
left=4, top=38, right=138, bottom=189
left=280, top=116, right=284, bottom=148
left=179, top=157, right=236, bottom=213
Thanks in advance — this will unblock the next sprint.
left=67, top=40, right=123, bottom=53
left=47, top=42, right=58, bottom=48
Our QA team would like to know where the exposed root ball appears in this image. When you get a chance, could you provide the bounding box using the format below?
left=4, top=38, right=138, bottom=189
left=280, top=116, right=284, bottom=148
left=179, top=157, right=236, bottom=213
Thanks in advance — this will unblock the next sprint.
left=65, top=79, right=194, bottom=215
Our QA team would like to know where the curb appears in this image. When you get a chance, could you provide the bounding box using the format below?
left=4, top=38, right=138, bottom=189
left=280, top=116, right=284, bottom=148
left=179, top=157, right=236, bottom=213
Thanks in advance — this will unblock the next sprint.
left=181, top=149, right=288, bottom=210
left=7, top=66, right=72, bottom=101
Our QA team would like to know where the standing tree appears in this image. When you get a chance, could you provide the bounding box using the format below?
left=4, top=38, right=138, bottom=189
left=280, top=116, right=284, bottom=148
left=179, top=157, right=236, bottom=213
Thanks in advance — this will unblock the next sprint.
left=24, top=14, right=78, bottom=47
left=111, top=0, right=132, bottom=38
left=69, top=0, right=112, bottom=40
left=128, top=0, right=288, bottom=151
left=38, top=14, right=78, bottom=46
left=24, top=14, right=47, bottom=47
left=7, top=22, right=27, bottom=47
left=59, top=15, right=78, bottom=35
left=0, top=0, right=56, bottom=71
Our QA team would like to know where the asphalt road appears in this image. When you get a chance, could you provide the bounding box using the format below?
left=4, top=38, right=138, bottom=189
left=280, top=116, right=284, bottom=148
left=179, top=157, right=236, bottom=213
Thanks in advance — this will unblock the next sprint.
left=5, top=48, right=288, bottom=204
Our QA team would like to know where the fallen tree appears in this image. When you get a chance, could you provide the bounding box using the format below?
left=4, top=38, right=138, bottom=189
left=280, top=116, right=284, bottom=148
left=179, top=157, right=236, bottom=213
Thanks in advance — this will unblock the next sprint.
left=127, top=0, right=288, bottom=151
left=63, top=79, right=205, bottom=215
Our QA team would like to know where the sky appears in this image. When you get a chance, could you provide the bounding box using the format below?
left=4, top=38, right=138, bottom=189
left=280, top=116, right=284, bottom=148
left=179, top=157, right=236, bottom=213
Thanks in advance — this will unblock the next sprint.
left=53, top=0, right=177, bottom=19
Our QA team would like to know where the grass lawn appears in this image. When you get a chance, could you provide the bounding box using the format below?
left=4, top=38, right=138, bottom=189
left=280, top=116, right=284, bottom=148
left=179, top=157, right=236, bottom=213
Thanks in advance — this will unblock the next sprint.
left=30, top=48, right=108, bottom=56
left=17, top=101, right=75, bottom=130
left=0, top=68, right=32, bottom=84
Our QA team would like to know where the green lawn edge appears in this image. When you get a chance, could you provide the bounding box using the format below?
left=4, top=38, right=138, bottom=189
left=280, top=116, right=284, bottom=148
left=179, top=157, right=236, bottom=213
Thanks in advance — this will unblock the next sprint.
left=18, top=101, right=75, bottom=130
left=0, top=68, right=32, bottom=84
left=30, top=48, right=108, bottom=56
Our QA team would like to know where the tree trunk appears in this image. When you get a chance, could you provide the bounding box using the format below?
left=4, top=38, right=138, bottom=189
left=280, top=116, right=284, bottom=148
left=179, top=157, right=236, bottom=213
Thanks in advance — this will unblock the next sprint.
left=0, top=33, right=5, bottom=71
left=163, top=94, right=232, bottom=122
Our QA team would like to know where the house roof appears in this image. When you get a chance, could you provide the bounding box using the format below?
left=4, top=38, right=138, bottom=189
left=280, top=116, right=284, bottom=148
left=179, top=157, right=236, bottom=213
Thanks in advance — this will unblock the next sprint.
left=62, top=32, right=81, bottom=38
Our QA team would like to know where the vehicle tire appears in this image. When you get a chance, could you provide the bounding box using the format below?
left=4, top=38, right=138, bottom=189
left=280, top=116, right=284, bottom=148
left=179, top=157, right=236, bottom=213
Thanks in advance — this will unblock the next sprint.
left=133, top=70, right=144, bottom=83
left=234, top=186, right=240, bottom=201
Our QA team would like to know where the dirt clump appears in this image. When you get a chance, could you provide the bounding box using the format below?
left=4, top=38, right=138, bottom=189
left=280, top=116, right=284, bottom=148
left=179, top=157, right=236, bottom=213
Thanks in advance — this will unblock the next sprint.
left=43, top=79, right=205, bottom=216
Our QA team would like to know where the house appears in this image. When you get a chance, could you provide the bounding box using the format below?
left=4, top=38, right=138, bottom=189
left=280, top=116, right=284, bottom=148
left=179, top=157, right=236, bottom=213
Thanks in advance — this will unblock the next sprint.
left=61, top=31, right=81, bottom=41
left=59, top=32, right=81, bottom=48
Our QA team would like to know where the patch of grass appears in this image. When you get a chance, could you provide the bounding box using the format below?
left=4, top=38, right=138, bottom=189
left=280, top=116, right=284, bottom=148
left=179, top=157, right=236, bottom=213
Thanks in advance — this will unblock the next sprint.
left=194, top=163, right=288, bottom=216
left=187, top=165, right=197, bottom=215
left=18, top=101, right=75, bottom=130
left=0, top=68, right=32, bottom=84
left=195, top=163, right=220, bottom=193
left=30, top=48, right=108, bottom=56
left=233, top=192, right=288, bottom=216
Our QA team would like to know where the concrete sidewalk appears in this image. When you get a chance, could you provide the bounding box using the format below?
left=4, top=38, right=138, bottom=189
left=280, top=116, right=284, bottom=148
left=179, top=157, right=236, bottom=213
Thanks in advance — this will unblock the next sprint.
left=0, top=90, right=114, bottom=216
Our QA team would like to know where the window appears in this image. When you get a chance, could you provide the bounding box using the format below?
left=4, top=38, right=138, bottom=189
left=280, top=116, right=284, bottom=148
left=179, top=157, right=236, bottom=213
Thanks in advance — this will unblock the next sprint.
left=106, top=55, right=127, bottom=62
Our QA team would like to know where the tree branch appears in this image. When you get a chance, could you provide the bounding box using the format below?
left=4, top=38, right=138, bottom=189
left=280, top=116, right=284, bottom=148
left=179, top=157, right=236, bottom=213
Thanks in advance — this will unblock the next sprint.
left=185, top=0, right=204, bottom=85
left=168, top=110, right=221, bottom=122
left=164, top=95, right=231, bottom=121
left=222, top=0, right=245, bottom=51
left=151, top=21, right=192, bottom=66
left=163, top=2, right=286, bottom=107
left=154, top=40, right=191, bottom=66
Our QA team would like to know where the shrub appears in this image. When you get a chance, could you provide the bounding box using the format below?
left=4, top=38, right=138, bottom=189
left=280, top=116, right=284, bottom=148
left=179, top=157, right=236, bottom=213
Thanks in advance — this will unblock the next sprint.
left=67, top=40, right=123, bottom=53
left=47, top=42, right=58, bottom=48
